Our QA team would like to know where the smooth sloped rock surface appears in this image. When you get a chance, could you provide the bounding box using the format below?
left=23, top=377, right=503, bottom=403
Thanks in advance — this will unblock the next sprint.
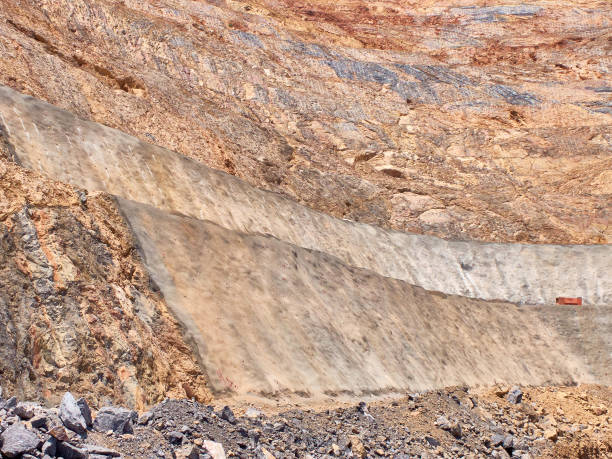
left=0, top=86, right=609, bottom=305
left=117, top=197, right=611, bottom=396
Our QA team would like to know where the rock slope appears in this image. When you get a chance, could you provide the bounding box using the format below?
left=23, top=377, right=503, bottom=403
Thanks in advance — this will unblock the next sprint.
left=0, top=0, right=610, bottom=244
left=1, top=85, right=610, bottom=305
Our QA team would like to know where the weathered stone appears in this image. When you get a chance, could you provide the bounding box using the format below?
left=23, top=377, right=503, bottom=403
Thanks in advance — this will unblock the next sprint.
left=543, top=428, right=558, bottom=442
left=491, top=433, right=506, bottom=447
left=77, top=397, right=93, bottom=428
left=48, top=424, right=70, bottom=441
left=56, top=441, right=88, bottom=459
left=349, top=435, right=366, bottom=458
left=93, top=406, right=135, bottom=434
left=173, top=443, right=200, bottom=459
left=59, top=392, right=88, bottom=435
left=82, top=444, right=121, bottom=457
left=220, top=406, right=236, bottom=424
left=30, top=414, right=50, bottom=430
left=13, top=402, right=39, bottom=420
left=4, top=396, right=17, bottom=410
left=244, top=407, right=262, bottom=419
left=138, top=410, right=154, bottom=425
left=0, top=423, right=40, bottom=458
left=507, top=387, right=523, bottom=405
left=203, top=440, right=227, bottom=459
left=41, top=437, right=58, bottom=457
left=167, top=431, right=185, bottom=444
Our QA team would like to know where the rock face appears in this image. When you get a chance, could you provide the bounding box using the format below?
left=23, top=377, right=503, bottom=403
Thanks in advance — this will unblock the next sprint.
left=0, top=159, right=210, bottom=408
left=0, top=0, right=609, bottom=244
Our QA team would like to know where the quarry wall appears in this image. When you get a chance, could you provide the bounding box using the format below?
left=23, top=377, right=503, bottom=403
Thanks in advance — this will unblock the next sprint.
left=0, top=85, right=609, bottom=306
left=118, top=197, right=611, bottom=396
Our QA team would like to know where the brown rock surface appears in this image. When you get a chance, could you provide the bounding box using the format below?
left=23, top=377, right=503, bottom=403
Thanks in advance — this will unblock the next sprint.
left=0, top=0, right=609, bottom=244
left=0, top=158, right=210, bottom=409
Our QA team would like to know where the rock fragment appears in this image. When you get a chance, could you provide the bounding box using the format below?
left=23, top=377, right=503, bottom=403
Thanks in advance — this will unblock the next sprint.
left=13, top=402, right=38, bottom=420
left=203, top=440, right=227, bottom=459
left=0, top=423, right=40, bottom=458
left=349, top=435, right=366, bottom=458
left=93, top=406, right=136, bottom=434
left=507, top=387, right=523, bottom=404
left=77, top=397, right=93, bottom=428
left=59, top=392, right=88, bottom=435
left=220, top=406, right=237, bottom=424
left=56, top=441, right=88, bottom=459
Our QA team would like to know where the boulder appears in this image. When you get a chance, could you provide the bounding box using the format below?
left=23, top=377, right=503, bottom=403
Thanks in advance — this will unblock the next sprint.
left=41, top=437, right=58, bottom=456
left=59, top=392, right=88, bottom=435
left=56, top=441, right=88, bottom=459
left=14, top=402, right=39, bottom=420
left=93, top=406, right=136, bottom=434
left=4, top=396, right=17, bottom=410
left=0, top=423, right=40, bottom=458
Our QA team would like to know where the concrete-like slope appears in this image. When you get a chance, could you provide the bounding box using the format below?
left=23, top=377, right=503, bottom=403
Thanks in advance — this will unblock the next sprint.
left=0, top=85, right=609, bottom=305
left=117, top=197, right=611, bottom=397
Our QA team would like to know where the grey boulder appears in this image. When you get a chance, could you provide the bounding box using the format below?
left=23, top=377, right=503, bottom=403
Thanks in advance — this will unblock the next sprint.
left=507, top=386, right=523, bottom=404
left=93, top=406, right=137, bottom=434
left=0, top=423, right=40, bottom=458
left=59, top=392, right=88, bottom=435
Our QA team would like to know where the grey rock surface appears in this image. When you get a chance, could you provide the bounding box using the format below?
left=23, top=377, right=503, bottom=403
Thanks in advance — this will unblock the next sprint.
left=59, top=392, right=88, bottom=435
left=93, top=406, right=136, bottom=434
left=0, top=423, right=40, bottom=458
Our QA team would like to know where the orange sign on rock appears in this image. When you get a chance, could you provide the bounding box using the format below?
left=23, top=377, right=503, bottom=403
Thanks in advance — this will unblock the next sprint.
left=556, top=297, right=582, bottom=305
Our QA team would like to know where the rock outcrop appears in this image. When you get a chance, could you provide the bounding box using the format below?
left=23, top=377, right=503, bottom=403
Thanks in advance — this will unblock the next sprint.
left=0, top=0, right=609, bottom=244
left=0, top=159, right=210, bottom=408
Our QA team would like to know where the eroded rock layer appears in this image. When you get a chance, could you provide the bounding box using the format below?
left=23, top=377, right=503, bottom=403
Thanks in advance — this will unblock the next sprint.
left=0, top=0, right=610, bottom=243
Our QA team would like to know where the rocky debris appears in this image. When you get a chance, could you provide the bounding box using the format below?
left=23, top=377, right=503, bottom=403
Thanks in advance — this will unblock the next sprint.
left=0, top=423, right=40, bottom=458
left=0, top=384, right=610, bottom=458
left=59, top=392, right=88, bottom=435
left=93, top=407, right=136, bottom=434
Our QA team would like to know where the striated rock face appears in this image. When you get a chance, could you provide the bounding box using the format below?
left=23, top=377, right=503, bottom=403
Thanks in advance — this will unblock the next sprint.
left=0, top=0, right=609, bottom=244
left=0, top=159, right=210, bottom=409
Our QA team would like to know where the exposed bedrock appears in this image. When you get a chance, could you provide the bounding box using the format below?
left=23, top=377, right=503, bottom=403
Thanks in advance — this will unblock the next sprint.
left=0, top=160, right=210, bottom=408
left=0, top=0, right=610, bottom=244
